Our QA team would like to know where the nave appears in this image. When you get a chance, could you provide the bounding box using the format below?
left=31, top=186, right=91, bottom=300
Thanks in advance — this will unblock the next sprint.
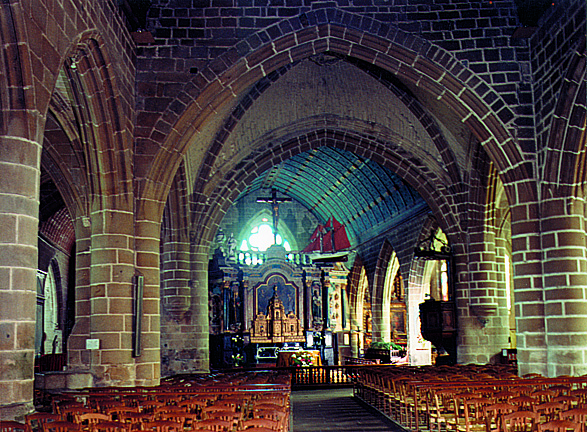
left=3, top=366, right=587, bottom=432
left=292, top=388, right=405, bottom=432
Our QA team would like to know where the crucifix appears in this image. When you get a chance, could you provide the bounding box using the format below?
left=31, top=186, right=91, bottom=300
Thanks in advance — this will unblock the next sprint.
left=256, top=189, right=292, bottom=243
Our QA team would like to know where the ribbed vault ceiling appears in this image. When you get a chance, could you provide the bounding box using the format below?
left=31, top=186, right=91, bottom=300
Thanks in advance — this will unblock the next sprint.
left=240, top=146, right=428, bottom=246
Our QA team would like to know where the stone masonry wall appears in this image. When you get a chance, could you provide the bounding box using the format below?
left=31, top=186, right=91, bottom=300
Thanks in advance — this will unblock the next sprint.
left=139, top=0, right=532, bottom=154
left=531, top=0, right=586, bottom=155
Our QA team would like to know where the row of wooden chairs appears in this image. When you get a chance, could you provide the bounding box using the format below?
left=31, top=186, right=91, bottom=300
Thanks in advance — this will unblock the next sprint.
left=354, top=364, right=587, bottom=432
left=24, top=371, right=291, bottom=432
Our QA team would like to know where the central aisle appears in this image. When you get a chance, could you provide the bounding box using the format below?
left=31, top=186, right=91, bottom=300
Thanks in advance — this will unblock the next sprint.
left=291, top=388, right=406, bottom=432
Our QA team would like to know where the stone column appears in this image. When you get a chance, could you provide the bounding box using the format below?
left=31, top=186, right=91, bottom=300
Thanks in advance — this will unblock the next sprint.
left=67, top=200, right=161, bottom=386
left=0, top=135, right=41, bottom=420
left=458, top=225, right=510, bottom=365
left=540, top=194, right=587, bottom=376
left=67, top=218, right=92, bottom=370
left=134, top=213, right=162, bottom=385
left=189, top=242, right=210, bottom=372
left=348, top=289, right=363, bottom=358
left=87, top=206, right=137, bottom=386
left=370, top=262, right=391, bottom=344
left=511, top=198, right=547, bottom=376
left=160, top=230, right=192, bottom=376
left=160, top=234, right=210, bottom=375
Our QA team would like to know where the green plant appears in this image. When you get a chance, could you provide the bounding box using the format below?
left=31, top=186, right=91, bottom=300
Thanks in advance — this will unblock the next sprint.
left=389, top=341, right=403, bottom=351
left=369, top=341, right=404, bottom=351
left=369, top=341, right=391, bottom=350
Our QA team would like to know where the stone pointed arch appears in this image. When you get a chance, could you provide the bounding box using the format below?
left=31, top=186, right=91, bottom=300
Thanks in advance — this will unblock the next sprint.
left=0, top=1, right=34, bottom=138
left=542, top=36, right=587, bottom=197
left=371, top=241, right=396, bottom=344
left=138, top=10, right=523, bottom=223
left=61, top=33, right=134, bottom=211
left=347, top=254, right=367, bottom=357
left=43, top=108, right=90, bottom=222
left=189, top=128, right=463, bottom=257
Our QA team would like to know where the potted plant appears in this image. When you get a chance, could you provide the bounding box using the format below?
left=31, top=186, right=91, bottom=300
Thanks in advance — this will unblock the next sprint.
left=365, top=341, right=392, bottom=363
left=365, top=341, right=406, bottom=363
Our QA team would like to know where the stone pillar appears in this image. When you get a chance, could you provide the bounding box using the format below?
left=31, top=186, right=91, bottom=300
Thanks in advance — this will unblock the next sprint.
left=134, top=214, right=162, bottom=385
left=67, top=202, right=161, bottom=386
left=348, top=291, right=363, bottom=358
left=406, top=258, right=431, bottom=365
left=540, top=194, right=587, bottom=376
left=190, top=242, right=210, bottom=372
left=459, top=225, right=510, bottom=365
left=511, top=199, right=547, bottom=376
left=370, top=299, right=390, bottom=344
left=67, top=218, right=92, bottom=370
left=0, top=135, right=41, bottom=420
left=160, top=230, right=193, bottom=376
left=87, top=207, right=137, bottom=386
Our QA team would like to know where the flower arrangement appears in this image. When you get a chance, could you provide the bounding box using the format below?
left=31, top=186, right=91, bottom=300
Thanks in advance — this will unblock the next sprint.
left=232, top=353, right=244, bottom=367
left=290, top=351, right=314, bottom=367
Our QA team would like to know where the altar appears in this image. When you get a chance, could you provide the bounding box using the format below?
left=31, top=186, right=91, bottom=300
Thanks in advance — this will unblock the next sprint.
left=276, top=350, right=322, bottom=367
left=208, top=241, right=349, bottom=369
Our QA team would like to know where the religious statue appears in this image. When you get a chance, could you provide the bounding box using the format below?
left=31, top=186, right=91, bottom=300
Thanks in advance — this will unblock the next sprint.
left=226, top=233, right=237, bottom=261
left=228, top=281, right=242, bottom=331
left=311, top=282, right=322, bottom=321
left=257, top=189, right=291, bottom=244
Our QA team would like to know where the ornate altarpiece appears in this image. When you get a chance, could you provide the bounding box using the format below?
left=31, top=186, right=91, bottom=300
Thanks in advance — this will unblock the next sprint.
left=208, top=245, right=350, bottom=366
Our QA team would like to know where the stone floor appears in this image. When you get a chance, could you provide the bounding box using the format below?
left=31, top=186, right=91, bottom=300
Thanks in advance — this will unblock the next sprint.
left=291, top=388, right=407, bottom=432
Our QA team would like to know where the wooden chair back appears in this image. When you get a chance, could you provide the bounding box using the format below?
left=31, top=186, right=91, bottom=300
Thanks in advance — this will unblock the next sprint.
left=77, top=413, right=111, bottom=430
left=510, top=396, right=537, bottom=411
left=89, top=422, right=129, bottom=432
left=0, top=421, right=30, bottom=432
left=141, top=421, right=183, bottom=432
left=43, top=421, right=81, bottom=432
left=538, top=420, right=581, bottom=432
left=483, top=403, right=517, bottom=432
left=561, top=408, right=587, bottom=432
left=191, top=419, right=233, bottom=431
left=25, top=413, right=63, bottom=432
left=533, top=402, right=565, bottom=422
left=502, top=410, right=540, bottom=432
left=238, top=418, right=279, bottom=431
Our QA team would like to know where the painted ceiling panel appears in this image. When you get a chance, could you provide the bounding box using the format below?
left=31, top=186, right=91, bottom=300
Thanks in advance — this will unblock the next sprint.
left=239, top=146, right=427, bottom=246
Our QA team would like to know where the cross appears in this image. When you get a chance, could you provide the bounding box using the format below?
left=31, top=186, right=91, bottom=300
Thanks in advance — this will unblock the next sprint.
left=256, top=189, right=292, bottom=243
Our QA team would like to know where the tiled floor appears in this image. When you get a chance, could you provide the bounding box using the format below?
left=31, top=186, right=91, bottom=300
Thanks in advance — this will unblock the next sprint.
left=291, top=388, right=407, bottom=432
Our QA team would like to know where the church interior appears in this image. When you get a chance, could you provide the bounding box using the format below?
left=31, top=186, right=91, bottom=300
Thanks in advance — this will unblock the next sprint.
left=1, top=0, right=586, bottom=427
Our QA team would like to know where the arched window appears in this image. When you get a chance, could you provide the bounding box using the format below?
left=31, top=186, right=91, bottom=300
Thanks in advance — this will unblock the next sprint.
left=35, top=263, right=62, bottom=356
left=239, top=219, right=292, bottom=252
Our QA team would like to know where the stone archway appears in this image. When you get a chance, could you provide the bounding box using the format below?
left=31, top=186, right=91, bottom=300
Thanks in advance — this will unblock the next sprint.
left=137, top=14, right=522, bottom=223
